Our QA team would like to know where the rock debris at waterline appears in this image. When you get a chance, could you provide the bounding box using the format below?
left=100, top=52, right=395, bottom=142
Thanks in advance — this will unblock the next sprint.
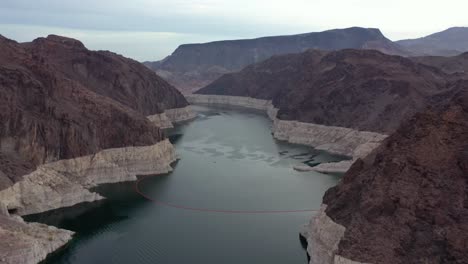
left=0, top=139, right=177, bottom=216
left=186, top=94, right=387, bottom=173
left=147, top=106, right=197, bottom=129
left=300, top=205, right=369, bottom=264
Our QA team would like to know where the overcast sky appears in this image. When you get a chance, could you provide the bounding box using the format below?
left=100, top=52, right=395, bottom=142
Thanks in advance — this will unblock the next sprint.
left=1, top=0, right=467, bottom=61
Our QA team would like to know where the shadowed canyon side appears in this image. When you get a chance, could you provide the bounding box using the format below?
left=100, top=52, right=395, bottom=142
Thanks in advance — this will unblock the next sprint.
left=302, top=85, right=468, bottom=264
left=144, top=27, right=408, bottom=93
left=0, top=35, right=187, bottom=263
left=192, top=49, right=461, bottom=172
left=397, top=27, right=468, bottom=56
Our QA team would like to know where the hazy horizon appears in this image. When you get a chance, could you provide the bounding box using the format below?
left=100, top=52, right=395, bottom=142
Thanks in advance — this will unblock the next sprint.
left=1, top=0, right=467, bottom=61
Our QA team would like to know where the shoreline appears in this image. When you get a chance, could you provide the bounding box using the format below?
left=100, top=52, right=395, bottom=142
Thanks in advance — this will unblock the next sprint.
left=0, top=106, right=195, bottom=264
left=186, top=94, right=384, bottom=264
left=186, top=94, right=387, bottom=173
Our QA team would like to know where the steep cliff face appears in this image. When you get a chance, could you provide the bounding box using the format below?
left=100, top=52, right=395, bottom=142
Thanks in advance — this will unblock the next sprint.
left=0, top=34, right=188, bottom=191
left=0, top=35, right=166, bottom=190
left=314, top=86, right=468, bottom=264
left=145, top=27, right=408, bottom=93
left=23, top=35, right=188, bottom=115
left=0, top=34, right=187, bottom=263
left=397, top=27, right=468, bottom=56
left=198, top=49, right=453, bottom=133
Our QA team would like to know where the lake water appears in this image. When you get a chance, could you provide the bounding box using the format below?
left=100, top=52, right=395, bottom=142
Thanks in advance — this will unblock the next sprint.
left=26, top=105, right=344, bottom=264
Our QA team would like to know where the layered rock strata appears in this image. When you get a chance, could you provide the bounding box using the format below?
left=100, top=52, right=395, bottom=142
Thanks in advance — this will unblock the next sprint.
left=0, top=215, right=73, bottom=264
left=147, top=106, right=197, bottom=129
left=0, top=139, right=176, bottom=216
left=186, top=94, right=387, bottom=172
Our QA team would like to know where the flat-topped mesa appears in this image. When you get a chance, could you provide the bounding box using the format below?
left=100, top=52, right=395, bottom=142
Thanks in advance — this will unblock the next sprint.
left=303, top=86, right=468, bottom=264
left=145, top=27, right=408, bottom=93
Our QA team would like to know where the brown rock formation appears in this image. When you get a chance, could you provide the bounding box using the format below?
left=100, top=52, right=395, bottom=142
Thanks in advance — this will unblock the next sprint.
left=0, top=34, right=186, bottom=191
left=145, top=27, right=408, bottom=93
left=197, top=49, right=454, bottom=133
left=322, top=84, right=468, bottom=263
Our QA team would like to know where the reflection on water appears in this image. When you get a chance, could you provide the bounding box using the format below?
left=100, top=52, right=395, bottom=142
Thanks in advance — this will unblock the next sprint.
left=27, top=105, right=344, bottom=264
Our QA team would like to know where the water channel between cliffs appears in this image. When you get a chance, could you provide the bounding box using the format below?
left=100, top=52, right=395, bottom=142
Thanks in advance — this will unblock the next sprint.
left=26, top=105, right=346, bottom=264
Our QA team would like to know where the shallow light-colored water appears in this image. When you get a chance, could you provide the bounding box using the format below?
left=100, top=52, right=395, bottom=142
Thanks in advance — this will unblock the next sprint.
left=27, top=105, right=344, bottom=264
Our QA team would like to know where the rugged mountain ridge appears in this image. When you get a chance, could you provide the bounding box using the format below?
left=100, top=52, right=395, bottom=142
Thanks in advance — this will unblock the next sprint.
left=25, top=35, right=188, bottom=115
left=145, top=27, right=408, bottom=93
left=0, top=35, right=186, bottom=263
left=304, top=84, right=468, bottom=264
left=197, top=49, right=454, bottom=134
left=0, top=34, right=190, bottom=191
left=397, top=27, right=468, bottom=56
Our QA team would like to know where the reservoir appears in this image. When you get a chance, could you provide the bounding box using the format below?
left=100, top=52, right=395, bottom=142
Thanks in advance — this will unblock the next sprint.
left=27, top=105, right=344, bottom=264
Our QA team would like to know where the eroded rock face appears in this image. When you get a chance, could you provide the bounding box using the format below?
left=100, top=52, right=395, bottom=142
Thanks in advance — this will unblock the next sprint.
left=0, top=34, right=187, bottom=263
left=0, top=139, right=176, bottom=216
left=197, top=49, right=454, bottom=134
left=0, top=34, right=189, bottom=191
left=0, top=215, right=73, bottom=264
left=313, top=87, right=468, bottom=264
left=24, top=35, right=189, bottom=115
left=145, top=27, right=408, bottom=93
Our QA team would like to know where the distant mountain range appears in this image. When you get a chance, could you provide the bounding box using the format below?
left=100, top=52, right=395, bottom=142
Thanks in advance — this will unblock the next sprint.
left=144, top=27, right=408, bottom=93
left=397, top=27, right=468, bottom=56
left=145, top=26, right=468, bottom=93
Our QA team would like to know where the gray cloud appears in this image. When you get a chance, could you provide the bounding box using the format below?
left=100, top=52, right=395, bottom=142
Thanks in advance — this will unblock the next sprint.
left=1, top=0, right=467, bottom=61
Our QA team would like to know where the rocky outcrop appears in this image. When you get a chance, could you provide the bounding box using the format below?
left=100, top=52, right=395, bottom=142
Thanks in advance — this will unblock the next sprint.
left=0, top=139, right=176, bottom=216
left=0, top=215, right=73, bottom=264
left=397, top=27, right=468, bottom=56
left=186, top=94, right=387, bottom=170
left=304, top=86, right=468, bottom=264
left=145, top=27, right=408, bottom=93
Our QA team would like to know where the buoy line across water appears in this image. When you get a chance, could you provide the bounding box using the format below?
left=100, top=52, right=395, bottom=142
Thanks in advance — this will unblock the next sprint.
left=135, top=174, right=319, bottom=214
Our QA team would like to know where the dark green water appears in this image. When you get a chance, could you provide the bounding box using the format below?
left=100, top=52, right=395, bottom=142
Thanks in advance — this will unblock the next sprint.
left=26, top=105, right=344, bottom=264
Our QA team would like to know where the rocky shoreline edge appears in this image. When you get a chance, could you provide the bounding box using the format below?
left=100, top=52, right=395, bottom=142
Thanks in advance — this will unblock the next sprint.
left=185, top=94, right=387, bottom=173
left=0, top=108, right=195, bottom=264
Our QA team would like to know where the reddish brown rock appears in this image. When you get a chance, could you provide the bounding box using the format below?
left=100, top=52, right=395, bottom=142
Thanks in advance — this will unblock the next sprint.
left=198, top=49, right=454, bottom=133
left=322, top=85, right=468, bottom=263
left=0, top=35, right=186, bottom=190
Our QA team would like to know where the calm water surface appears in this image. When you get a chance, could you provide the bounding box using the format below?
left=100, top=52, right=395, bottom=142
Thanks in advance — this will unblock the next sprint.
left=27, top=105, right=344, bottom=264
